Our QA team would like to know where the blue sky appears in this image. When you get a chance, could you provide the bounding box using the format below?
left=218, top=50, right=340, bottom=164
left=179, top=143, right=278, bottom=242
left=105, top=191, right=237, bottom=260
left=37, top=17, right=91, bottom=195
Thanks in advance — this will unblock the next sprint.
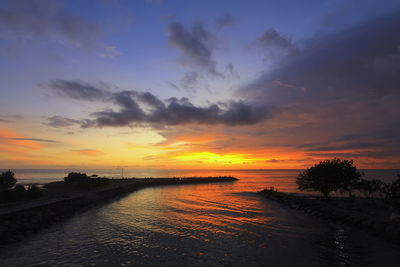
left=1, top=0, right=400, bottom=169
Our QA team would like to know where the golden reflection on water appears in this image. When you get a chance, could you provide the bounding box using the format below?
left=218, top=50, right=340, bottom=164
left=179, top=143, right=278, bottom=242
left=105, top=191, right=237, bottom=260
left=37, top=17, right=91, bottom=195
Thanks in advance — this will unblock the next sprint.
left=120, top=173, right=287, bottom=241
left=2, top=170, right=400, bottom=266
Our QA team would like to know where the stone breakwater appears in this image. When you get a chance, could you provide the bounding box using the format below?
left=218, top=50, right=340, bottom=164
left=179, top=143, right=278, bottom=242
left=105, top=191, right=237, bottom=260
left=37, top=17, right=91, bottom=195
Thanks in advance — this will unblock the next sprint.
left=0, top=177, right=238, bottom=246
left=259, top=189, right=400, bottom=245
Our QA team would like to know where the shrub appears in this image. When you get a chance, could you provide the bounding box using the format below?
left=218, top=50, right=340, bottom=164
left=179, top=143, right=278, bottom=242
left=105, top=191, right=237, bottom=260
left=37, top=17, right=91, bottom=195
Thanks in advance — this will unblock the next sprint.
left=355, top=178, right=383, bottom=199
left=382, top=175, right=400, bottom=207
left=64, top=172, right=89, bottom=183
left=296, top=158, right=362, bottom=199
left=0, top=170, right=17, bottom=192
left=64, top=172, right=109, bottom=188
left=27, top=185, right=43, bottom=198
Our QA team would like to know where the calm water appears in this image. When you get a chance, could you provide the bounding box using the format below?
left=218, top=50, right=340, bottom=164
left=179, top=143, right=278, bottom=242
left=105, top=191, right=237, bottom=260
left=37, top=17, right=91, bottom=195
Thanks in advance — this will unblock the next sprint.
left=0, top=170, right=400, bottom=266
left=5, top=168, right=400, bottom=188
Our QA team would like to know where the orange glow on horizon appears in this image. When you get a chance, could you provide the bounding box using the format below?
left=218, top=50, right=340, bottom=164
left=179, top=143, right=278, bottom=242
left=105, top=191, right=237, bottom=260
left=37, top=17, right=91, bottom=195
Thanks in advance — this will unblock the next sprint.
left=174, top=151, right=267, bottom=166
left=0, top=128, right=42, bottom=150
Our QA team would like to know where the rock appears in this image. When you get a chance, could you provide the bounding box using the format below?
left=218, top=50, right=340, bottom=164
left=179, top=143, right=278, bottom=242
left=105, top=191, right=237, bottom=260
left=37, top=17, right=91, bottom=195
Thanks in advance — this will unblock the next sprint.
left=369, top=223, right=386, bottom=236
left=385, top=227, right=400, bottom=240
left=352, top=215, right=367, bottom=226
left=0, top=224, right=8, bottom=233
left=360, top=220, right=372, bottom=229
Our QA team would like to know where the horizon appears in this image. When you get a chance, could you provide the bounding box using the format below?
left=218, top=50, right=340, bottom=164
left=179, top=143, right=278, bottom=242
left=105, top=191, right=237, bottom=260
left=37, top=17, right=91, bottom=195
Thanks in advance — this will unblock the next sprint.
left=1, top=0, right=400, bottom=170
left=3, top=168, right=400, bottom=171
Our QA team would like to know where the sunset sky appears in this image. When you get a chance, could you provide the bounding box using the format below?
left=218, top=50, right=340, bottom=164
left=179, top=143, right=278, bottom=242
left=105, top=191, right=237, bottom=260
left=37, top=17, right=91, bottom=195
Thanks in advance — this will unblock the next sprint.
left=1, top=0, right=400, bottom=169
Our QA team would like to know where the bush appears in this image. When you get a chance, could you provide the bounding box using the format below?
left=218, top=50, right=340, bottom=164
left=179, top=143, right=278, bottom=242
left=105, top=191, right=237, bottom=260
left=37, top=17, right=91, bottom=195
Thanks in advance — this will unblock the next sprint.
left=355, top=179, right=383, bottom=199
left=0, top=170, right=17, bottom=192
left=64, top=172, right=89, bottom=183
left=382, top=175, right=400, bottom=206
left=296, top=158, right=362, bottom=199
left=64, top=172, right=109, bottom=188
left=27, top=185, right=43, bottom=198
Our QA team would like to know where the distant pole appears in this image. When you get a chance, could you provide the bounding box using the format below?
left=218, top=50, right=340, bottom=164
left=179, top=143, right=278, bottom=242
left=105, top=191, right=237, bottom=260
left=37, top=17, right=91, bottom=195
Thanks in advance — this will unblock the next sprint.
left=121, top=168, right=124, bottom=179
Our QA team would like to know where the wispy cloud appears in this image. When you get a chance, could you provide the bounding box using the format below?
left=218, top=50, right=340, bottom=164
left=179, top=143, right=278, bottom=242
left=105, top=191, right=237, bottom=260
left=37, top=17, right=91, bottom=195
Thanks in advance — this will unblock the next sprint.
left=168, top=22, right=223, bottom=77
left=70, top=149, right=107, bottom=156
left=216, top=13, right=235, bottom=28
left=180, top=72, right=199, bottom=89
left=49, top=79, right=110, bottom=101
left=8, top=137, right=60, bottom=143
left=44, top=115, right=83, bottom=128
left=0, top=0, right=102, bottom=45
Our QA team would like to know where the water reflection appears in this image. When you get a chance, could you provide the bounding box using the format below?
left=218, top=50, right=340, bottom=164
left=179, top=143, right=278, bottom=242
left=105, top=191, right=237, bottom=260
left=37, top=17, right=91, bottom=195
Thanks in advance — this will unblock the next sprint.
left=1, top=172, right=400, bottom=266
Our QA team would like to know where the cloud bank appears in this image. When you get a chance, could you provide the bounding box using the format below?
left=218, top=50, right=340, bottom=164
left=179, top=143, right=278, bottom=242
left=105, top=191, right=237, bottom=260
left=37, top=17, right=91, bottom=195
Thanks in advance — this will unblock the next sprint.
left=47, top=79, right=270, bottom=128
left=235, top=11, right=400, bottom=161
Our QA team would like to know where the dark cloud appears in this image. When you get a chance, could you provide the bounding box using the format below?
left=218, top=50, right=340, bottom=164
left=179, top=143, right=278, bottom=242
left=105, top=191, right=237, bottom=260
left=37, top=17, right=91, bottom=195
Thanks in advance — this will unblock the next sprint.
left=238, top=12, right=400, bottom=160
left=253, top=28, right=297, bottom=62
left=44, top=115, right=82, bottom=128
left=168, top=22, right=223, bottom=77
left=226, top=63, right=239, bottom=78
left=180, top=72, right=199, bottom=89
left=11, top=114, right=23, bottom=119
left=257, top=28, right=292, bottom=49
left=88, top=93, right=269, bottom=127
left=9, top=137, right=59, bottom=143
left=49, top=79, right=109, bottom=101
left=306, top=142, right=380, bottom=152
left=244, top=13, right=400, bottom=101
left=266, top=159, right=281, bottom=163
left=0, top=114, right=23, bottom=123
left=216, top=13, right=235, bottom=28
left=0, top=0, right=102, bottom=45
left=47, top=80, right=270, bottom=127
left=317, top=0, right=400, bottom=29
left=166, top=81, right=180, bottom=91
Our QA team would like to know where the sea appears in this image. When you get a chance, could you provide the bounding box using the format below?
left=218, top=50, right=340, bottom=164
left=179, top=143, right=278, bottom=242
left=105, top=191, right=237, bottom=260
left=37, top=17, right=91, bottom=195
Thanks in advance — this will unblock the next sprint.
left=0, top=169, right=400, bottom=266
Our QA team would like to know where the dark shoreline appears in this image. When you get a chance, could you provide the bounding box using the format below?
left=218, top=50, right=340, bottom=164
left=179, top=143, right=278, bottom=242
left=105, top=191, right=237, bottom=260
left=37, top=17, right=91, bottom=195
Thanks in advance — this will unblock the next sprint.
left=259, top=188, right=400, bottom=246
left=0, top=177, right=238, bottom=247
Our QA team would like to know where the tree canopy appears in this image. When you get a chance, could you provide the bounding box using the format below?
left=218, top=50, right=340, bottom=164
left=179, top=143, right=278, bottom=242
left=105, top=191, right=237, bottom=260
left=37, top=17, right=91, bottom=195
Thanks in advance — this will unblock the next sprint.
left=64, top=172, right=89, bottom=183
left=0, top=170, right=17, bottom=192
left=296, top=158, right=362, bottom=198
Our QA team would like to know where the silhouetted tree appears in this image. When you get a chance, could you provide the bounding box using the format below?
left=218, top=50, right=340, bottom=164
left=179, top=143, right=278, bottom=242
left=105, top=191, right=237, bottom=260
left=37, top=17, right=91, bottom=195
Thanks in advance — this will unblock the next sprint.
left=64, top=172, right=89, bottom=183
left=296, top=158, right=362, bottom=199
left=382, top=175, right=400, bottom=205
left=27, top=185, right=43, bottom=198
left=0, top=170, right=17, bottom=192
left=355, top=178, right=383, bottom=199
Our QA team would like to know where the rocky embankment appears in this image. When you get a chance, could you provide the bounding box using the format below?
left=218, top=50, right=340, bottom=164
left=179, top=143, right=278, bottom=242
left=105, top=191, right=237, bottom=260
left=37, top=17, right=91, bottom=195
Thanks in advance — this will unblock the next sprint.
left=0, top=177, right=237, bottom=246
left=259, top=189, right=400, bottom=245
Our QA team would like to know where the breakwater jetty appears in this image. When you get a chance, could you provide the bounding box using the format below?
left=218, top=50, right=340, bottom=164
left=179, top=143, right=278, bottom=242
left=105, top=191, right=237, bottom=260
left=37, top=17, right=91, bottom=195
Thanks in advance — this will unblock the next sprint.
left=0, top=177, right=238, bottom=246
left=259, top=188, right=400, bottom=245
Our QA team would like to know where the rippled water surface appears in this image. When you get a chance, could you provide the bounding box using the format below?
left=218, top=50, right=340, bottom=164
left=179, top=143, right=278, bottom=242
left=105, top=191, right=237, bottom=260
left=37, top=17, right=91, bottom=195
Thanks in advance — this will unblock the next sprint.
left=1, top=170, right=400, bottom=266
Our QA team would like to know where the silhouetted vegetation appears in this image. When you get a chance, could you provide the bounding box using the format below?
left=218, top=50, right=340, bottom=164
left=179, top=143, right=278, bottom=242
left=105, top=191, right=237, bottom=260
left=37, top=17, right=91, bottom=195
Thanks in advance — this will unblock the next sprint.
left=296, top=158, right=362, bottom=199
left=64, top=172, right=109, bottom=188
left=295, top=159, right=400, bottom=212
left=64, top=172, right=90, bottom=183
left=355, top=178, right=383, bottom=199
left=0, top=170, right=44, bottom=203
left=382, top=175, right=400, bottom=208
left=0, top=170, right=17, bottom=192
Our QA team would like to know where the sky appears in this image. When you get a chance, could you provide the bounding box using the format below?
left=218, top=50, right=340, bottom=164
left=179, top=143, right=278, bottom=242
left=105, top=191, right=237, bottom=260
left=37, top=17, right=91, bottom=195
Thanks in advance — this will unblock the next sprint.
left=0, top=0, right=400, bottom=169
